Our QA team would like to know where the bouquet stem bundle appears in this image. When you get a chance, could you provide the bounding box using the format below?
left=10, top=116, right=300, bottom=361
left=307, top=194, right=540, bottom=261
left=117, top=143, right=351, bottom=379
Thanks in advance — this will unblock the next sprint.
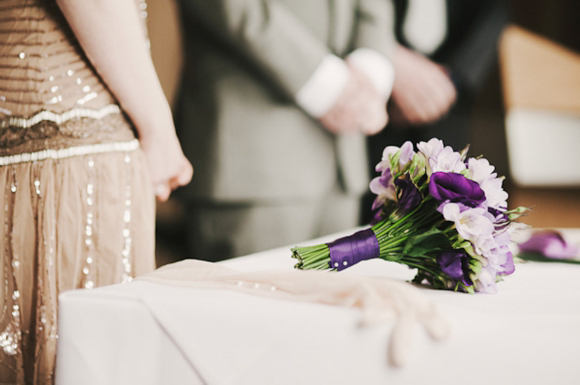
left=293, top=199, right=459, bottom=290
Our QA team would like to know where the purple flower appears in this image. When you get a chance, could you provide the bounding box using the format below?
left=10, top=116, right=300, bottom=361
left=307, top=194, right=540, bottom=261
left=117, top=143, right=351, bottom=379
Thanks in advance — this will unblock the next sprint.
left=378, top=170, right=392, bottom=188
left=429, top=172, right=486, bottom=207
left=394, top=178, right=422, bottom=216
left=370, top=169, right=396, bottom=211
left=488, top=207, right=510, bottom=230
left=370, top=209, right=384, bottom=225
left=518, top=231, right=579, bottom=259
left=437, top=250, right=473, bottom=286
left=500, top=250, right=515, bottom=275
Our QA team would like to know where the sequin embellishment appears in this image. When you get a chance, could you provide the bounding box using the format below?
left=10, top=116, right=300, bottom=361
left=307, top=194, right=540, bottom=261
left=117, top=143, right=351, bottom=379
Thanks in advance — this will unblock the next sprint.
left=0, top=168, right=22, bottom=355
left=82, top=157, right=96, bottom=289
left=121, top=153, right=133, bottom=283
left=0, top=139, right=139, bottom=166
left=0, top=105, right=121, bottom=129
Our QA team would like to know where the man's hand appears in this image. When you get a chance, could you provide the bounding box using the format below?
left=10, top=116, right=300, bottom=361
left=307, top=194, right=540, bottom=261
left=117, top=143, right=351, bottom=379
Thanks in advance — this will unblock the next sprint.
left=319, top=65, right=388, bottom=136
left=390, top=44, right=456, bottom=125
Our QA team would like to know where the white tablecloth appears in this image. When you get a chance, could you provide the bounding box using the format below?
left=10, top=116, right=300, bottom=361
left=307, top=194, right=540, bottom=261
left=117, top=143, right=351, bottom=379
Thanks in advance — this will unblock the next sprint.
left=55, top=230, right=580, bottom=385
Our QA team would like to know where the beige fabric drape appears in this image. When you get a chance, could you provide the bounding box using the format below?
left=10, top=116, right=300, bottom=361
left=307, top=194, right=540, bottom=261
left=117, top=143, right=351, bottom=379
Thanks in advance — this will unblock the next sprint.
left=140, top=259, right=450, bottom=367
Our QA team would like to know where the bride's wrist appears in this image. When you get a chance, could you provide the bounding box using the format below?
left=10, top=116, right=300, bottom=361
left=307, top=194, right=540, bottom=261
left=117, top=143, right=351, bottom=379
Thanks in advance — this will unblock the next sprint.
left=133, top=105, right=176, bottom=140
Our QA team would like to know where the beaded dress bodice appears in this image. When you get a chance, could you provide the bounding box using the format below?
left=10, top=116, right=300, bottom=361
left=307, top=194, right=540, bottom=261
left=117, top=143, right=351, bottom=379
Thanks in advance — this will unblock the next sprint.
left=0, top=0, right=144, bottom=158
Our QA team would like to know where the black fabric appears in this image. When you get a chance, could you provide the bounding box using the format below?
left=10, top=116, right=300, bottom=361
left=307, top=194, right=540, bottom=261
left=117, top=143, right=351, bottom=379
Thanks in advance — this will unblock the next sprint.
left=363, top=0, right=509, bottom=225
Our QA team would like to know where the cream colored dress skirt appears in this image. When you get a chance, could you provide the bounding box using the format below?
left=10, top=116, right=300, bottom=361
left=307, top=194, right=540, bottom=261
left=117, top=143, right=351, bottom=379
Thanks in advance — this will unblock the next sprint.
left=0, top=148, right=155, bottom=384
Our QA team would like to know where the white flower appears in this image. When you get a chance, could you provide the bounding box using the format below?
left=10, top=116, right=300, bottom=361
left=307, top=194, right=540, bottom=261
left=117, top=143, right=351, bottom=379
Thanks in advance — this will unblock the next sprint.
left=375, top=146, right=398, bottom=172
left=417, top=138, right=444, bottom=159
left=507, top=222, right=532, bottom=244
left=493, top=231, right=511, bottom=247
left=467, top=158, right=496, bottom=184
left=477, top=236, right=510, bottom=271
left=398, top=141, right=415, bottom=166
left=475, top=264, right=498, bottom=294
left=473, top=235, right=498, bottom=259
left=381, top=145, right=399, bottom=161
left=442, top=203, right=494, bottom=242
left=479, top=177, right=508, bottom=209
left=429, top=146, right=466, bottom=174
left=471, top=231, right=515, bottom=278
left=376, top=141, right=416, bottom=174
left=467, top=158, right=508, bottom=209
left=417, top=138, right=444, bottom=176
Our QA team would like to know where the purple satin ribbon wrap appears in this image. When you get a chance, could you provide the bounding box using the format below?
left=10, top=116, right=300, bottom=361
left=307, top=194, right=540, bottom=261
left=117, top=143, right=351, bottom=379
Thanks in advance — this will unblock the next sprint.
left=327, top=228, right=380, bottom=271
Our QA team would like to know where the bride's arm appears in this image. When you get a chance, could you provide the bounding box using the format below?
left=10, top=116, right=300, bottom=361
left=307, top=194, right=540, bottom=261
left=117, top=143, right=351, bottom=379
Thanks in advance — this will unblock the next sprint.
left=56, top=0, right=193, bottom=200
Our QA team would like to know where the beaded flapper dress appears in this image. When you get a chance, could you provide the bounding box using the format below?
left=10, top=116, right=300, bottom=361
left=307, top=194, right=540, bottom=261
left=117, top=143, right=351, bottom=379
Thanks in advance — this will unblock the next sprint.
left=0, top=0, right=155, bottom=383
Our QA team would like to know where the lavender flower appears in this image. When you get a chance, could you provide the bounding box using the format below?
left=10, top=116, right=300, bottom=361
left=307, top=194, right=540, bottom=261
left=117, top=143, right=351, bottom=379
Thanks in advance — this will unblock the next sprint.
left=499, top=249, right=515, bottom=275
left=370, top=169, right=396, bottom=210
left=519, top=231, right=579, bottom=259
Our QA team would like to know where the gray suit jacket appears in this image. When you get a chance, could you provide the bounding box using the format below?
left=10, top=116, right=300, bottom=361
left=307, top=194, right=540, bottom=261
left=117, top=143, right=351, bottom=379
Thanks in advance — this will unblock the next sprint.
left=176, top=0, right=395, bottom=202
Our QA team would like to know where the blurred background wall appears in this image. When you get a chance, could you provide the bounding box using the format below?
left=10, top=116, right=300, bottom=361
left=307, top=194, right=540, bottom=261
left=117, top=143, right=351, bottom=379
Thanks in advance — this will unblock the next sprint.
left=469, top=0, right=580, bottom=228
left=470, top=0, right=580, bottom=176
left=147, top=0, right=183, bottom=108
left=146, top=0, right=580, bottom=264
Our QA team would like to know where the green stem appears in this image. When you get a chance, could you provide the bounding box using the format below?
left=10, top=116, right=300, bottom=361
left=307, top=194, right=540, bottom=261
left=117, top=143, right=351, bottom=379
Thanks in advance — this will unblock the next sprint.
left=293, top=197, right=447, bottom=272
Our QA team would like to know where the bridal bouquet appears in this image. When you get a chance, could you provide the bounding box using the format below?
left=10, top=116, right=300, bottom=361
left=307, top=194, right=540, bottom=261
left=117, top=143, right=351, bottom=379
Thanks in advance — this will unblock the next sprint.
left=292, top=138, right=527, bottom=293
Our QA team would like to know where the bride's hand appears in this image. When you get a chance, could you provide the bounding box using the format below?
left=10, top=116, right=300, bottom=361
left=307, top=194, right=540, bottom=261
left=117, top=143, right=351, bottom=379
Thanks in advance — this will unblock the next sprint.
left=55, top=0, right=193, bottom=202
left=140, top=130, right=193, bottom=202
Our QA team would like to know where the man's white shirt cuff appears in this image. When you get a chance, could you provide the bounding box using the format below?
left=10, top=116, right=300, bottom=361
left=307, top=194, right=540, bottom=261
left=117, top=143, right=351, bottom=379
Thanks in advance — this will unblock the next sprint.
left=347, top=48, right=395, bottom=99
left=295, top=54, right=350, bottom=118
left=295, top=50, right=394, bottom=118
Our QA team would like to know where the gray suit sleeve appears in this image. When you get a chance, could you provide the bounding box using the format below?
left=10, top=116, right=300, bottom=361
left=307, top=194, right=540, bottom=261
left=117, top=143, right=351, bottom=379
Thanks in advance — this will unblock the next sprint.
left=179, top=0, right=331, bottom=96
left=352, top=0, right=397, bottom=60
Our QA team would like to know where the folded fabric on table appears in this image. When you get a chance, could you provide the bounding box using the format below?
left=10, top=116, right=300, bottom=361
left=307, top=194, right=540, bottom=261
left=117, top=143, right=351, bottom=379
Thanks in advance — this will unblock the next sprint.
left=138, top=259, right=450, bottom=367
